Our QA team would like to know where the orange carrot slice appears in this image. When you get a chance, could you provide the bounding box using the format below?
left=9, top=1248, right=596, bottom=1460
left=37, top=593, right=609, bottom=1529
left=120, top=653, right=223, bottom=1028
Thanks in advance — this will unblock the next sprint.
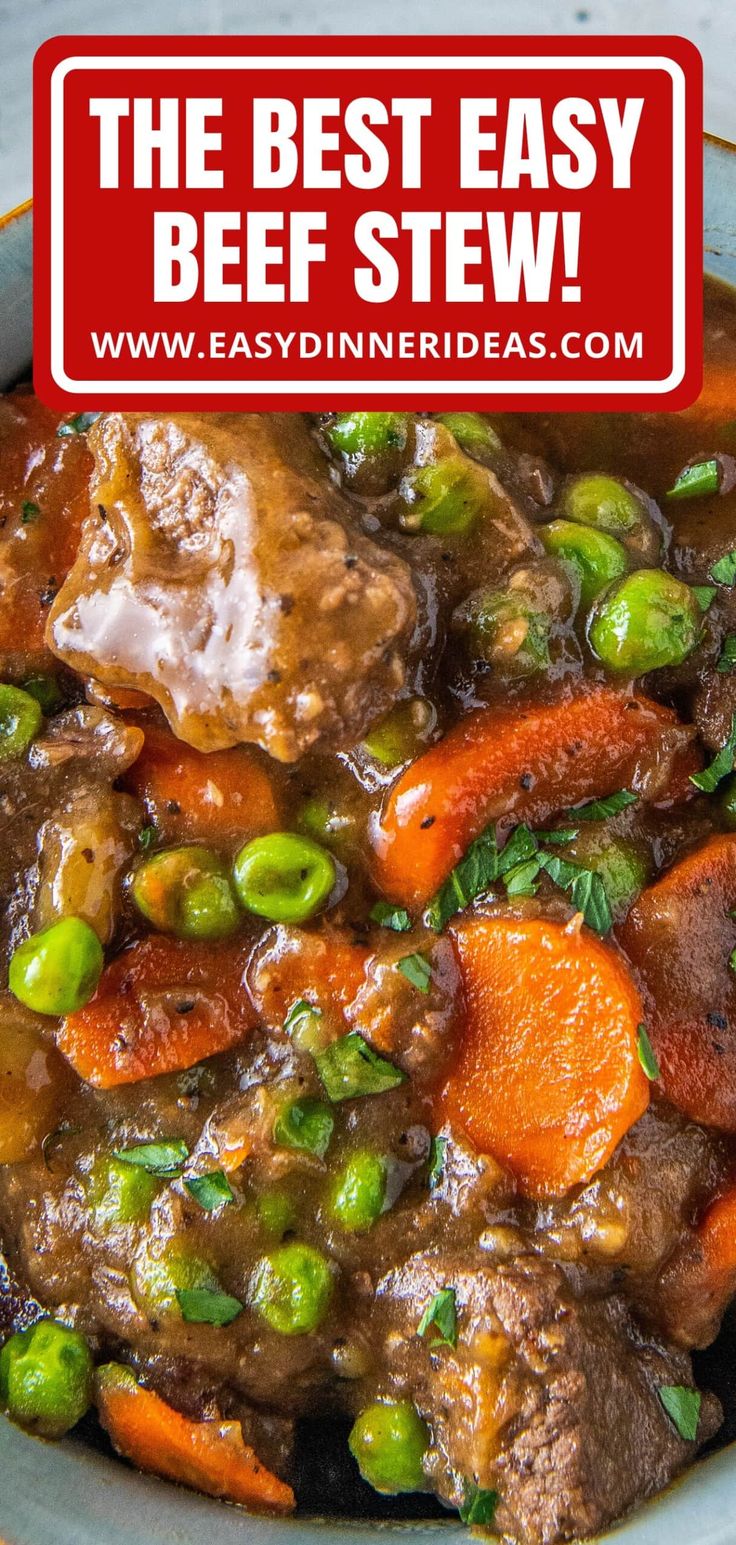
left=96, top=1364, right=294, bottom=1513
left=620, top=834, right=736, bottom=1130
left=441, top=914, right=648, bottom=1198
left=374, top=688, right=697, bottom=908
left=660, top=1185, right=736, bottom=1348
left=58, top=936, right=254, bottom=1087
left=123, top=724, right=279, bottom=846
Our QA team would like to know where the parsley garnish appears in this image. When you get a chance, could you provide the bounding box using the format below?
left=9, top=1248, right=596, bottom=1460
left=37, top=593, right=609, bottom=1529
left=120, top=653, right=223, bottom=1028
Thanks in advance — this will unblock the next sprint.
left=658, top=1385, right=701, bottom=1441
left=711, top=550, right=736, bottom=586
left=427, top=1135, right=447, bottom=1189
left=417, top=1287, right=457, bottom=1347
left=370, top=901, right=411, bottom=931
left=539, top=853, right=613, bottom=934
left=428, top=821, right=614, bottom=934
left=637, top=1024, right=660, bottom=1081
left=397, top=953, right=432, bottom=993
left=459, top=1486, right=499, bottom=1526
left=503, top=857, right=542, bottom=897
left=717, top=635, right=736, bottom=673
left=138, top=824, right=157, bottom=850
left=427, top=828, right=499, bottom=931
left=57, top=411, right=101, bottom=437
left=690, top=713, right=736, bottom=792
left=176, top=1287, right=243, bottom=1326
left=113, top=1138, right=189, bottom=1177
left=314, top=1032, right=405, bottom=1102
left=693, top=585, right=717, bottom=612
left=20, top=500, right=40, bottom=524
left=184, top=1171, right=234, bottom=1211
left=569, top=790, right=637, bottom=822
left=666, top=459, right=719, bottom=500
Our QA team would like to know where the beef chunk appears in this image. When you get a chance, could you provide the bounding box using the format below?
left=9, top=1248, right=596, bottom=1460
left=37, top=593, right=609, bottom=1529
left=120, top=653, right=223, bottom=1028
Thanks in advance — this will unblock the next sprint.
left=48, top=413, right=418, bottom=761
left=0, top=705, right=143, bottom=967
left=373, top=1252, right=720, bottom=1544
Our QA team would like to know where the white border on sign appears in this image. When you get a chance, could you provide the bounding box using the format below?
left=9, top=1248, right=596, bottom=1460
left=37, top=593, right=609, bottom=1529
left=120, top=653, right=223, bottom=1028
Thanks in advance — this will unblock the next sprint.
left=48, top=53, right=687, bottom=395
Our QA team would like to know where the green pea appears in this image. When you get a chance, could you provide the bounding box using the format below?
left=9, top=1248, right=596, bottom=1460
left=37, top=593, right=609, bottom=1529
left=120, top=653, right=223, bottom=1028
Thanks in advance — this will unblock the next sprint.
left=274, top=1097, right=334, bottom=1160
left=348, top=1400, right=429, bottom=1494
left=9, top=917, right=103, bottom=1016
left=459, top=589, right=550, bottom=676
left=399, top=457, right=486, bottom=535
left=436, top=412, right=501, bottom=460
left=720, top=774, right=736, bottom=829
left=20, top=674, right=65, bottom=715
left=250, top=1243, right=333, bottom=1335
left=233, top=833, right=335, bottom=923
left=131, top=845, right=240, bottom=939
left=540, top=520, right=628, bottom=610
left=560, top=474, right=643, bottom=534
left=589, top=569, right=703, bottom=675
left=297, top=796, right=354, bottom=851
left=329, top=1150, right=387, bottom=1233
left=86, top=1155, right=159, bottom=1227
left=0, top=684, right=42, bottom=760
left=362, top=697, right=436, bottom=767
left=0, top=1319, right=93, bottom=1438
left=132, top=1242, right=218, bottom=1317
left=328, top=412, right=409, bottom=459
left=256, top=1188, right=298, bottom=1239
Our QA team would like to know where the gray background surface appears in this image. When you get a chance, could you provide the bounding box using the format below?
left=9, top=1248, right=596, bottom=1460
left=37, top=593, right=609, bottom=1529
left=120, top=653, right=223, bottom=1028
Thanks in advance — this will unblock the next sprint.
left=0, top=0, right=734, bottom=213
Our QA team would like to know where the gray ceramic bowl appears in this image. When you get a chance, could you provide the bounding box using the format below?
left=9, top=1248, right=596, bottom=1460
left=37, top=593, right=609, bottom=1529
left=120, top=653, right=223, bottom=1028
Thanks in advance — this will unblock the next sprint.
left=2, top=140, right=736, bottom=1543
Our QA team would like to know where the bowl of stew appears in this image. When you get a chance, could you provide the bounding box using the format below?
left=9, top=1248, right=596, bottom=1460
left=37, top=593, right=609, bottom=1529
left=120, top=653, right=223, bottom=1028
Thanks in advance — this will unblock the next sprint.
left=2, top=137, right=736, bottom=1545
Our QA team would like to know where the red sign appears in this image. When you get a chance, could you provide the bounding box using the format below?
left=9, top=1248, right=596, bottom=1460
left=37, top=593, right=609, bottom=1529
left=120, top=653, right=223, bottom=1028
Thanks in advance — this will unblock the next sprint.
left=33, top=35, right=702, bottom=411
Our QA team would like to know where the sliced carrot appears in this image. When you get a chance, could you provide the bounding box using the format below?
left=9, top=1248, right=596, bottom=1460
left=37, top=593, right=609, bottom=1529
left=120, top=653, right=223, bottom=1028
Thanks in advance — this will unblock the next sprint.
left=620, top=834, right=736, bottom=1130
left=96, top=1364, right=294, bottom=1513
left=374, top=687, right=698, bottom=908
left=57, top=936, right=255, bottom=1087
left=123, top=724, right=279, bottom=846
left=660, top=1185, right=736, bottom=1348
left=441, top=914, right=648, bottom=1198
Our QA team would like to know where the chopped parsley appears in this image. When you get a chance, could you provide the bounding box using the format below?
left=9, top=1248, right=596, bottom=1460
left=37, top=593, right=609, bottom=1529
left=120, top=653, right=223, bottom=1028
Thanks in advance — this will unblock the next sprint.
left=20, top=500, right=40, bottom=524
left=184, top=1171, right=235, bottom=1211
left=692, top=585, right=717, bottom=612
left=57, top=411, right=101, bottom=437
left=427, top=1135, right=447, bottom=1189
left=637, top=1024, right=660, bottom=1081
left=538, top=853, right=613, bottom=935
left=427, top=827, right=499, bottom=931
left=397, top=952, right=432, bottom=993
left=370, top=901, right=411, bottom=932
left=417, top=1287, right=457, bottom=1347
left=666, top=459, right=719, bottom=500
left=503, top=857, right=542, bottom=897
left=138, top=824, right=157, bottom=850
left=729, top=948, right=736, bottom=975
left=459, top=1485, right=499, bottom=1526
left=314, top=1032, right=406, bottom=1102
left=569, top=790, right=637, bottom=822
left=690, top=713, right=736, bottom=792
left=284, top=998, right=325, bottom=1054
left=428, top=821, right=614, bottom=934
left=658, top=1385, right=701, bottom=1441
left=176, top=1287, right=243, bottom=1326
left=113, top=1138, right=189, bottom=1177
left=717, top=635, right=736, bottom=674
left=710, top=549, right=736, bottom=587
